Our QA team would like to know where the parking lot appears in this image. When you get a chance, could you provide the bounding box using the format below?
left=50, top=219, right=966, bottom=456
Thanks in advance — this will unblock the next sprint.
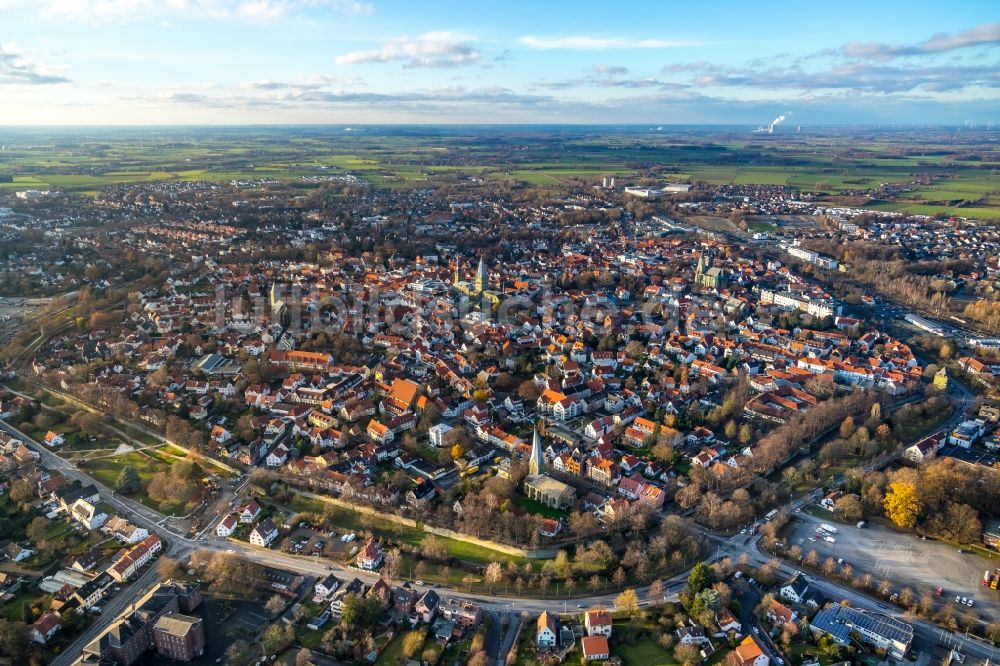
left=785, top=510, right=1000, bottom=618
left=285, top=525, right=359, bottom=560
left=941, top=443, right=1000, bottom=468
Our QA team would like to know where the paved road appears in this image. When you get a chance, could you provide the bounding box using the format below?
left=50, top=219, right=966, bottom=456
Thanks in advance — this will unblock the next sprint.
left=495, top=612, right=521, bottom=666
left=51, top=565, right=163, bottom=666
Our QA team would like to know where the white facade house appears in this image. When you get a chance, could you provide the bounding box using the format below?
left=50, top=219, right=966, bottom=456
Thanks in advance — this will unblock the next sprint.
left=429, top=423, right=454, bottom=448
left=71, top=499, right=108, bottom=531
left=215, top=514, right=238, bottom=537
left=249, top=519, right=279, bottom=547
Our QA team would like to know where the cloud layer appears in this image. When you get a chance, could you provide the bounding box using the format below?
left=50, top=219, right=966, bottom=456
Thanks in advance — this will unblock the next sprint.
left=518, top=35, right=704, bottom=50
left=6, top=0, right=372, bottom=23
left=336, top=32, right=480, bottom=68
left=841, top=22, right=1000, bottom=60
left=0, top=43, right=69, bottom=84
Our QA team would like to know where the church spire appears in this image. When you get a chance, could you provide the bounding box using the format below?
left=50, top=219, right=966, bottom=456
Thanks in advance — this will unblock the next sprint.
left=475, top=256, right=488, bottom=293
left=529, top=426, right=544, bottom=475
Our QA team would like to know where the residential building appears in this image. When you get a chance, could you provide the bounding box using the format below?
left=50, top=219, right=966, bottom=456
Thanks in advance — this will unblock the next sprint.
left=29, top=613, right=61, bottom=644
left=537, top=610, right=558, bottom=649
left=581, top=635, right=610, bottom=661
left=903, top=432, right=945, bottom=464
left=355, top=538, right=384, bottom=571
left=584, top=610, right=612, bottom=637
left=153, top=614, right=206, bottom=662
left=71, top=498, right=109, bottom=530
left=215, top=514, right=238, bottom=537
left=729, top=636, right=769, bottom=666
left=810, top=602, right=913, bottom=659
left=249, top=519, right=279, bottom=547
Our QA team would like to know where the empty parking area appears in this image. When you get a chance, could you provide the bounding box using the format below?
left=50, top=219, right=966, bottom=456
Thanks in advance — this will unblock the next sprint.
left=785, top=511, right=1000, bottom=618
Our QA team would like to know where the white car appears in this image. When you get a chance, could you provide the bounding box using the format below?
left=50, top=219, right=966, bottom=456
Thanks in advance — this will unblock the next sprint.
left=965, top=598, right=974, bottom=607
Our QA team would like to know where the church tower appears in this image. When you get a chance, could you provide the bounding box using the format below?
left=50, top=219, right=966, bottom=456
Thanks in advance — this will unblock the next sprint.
left=453, top=260, right=461, bottom=287
left=528, top=427, right=544, bottom=476
left=475, top=256, right=488, bottom=293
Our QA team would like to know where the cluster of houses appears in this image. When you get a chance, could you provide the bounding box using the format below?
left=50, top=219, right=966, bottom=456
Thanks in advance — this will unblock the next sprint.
left=20, top=191, right=934, bottom=556
left=307, top=567, right=485, bottom=649
left=528, top=605, right=773, bottom=665
left=0, top=430, right=167, bottom=650
left=519, top=570, right=915, bottom=664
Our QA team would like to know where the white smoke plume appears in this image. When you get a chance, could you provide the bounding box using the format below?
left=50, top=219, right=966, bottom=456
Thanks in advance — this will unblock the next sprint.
left=767, top=114, right=787, bottom=133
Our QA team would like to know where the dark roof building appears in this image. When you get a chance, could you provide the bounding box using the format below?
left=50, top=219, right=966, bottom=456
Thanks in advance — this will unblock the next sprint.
left=153, top=613, right=206, bottom=662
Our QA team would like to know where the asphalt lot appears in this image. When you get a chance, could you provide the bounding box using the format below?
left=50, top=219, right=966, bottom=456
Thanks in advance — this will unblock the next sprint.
left=785, top=510, right=1000, bottom=619
left=941, top=443, right=1000, bottom=468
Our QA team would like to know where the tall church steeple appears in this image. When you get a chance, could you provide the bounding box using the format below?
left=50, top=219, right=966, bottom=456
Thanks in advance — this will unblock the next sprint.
left=529, top=426, right=544, bottom=476
left=475, top=256, right=488, bottom=293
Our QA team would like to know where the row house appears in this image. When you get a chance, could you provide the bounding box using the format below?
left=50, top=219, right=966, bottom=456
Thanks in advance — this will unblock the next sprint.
left=107, top=535, right=163, bottom=583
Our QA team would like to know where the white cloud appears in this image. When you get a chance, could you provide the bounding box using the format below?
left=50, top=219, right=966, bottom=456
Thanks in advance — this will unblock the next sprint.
left=240, top=74, right=363, bottom=90
left=0, top=42, right=69, bottom=84
left=841, top=22, right=1000, bottom=60
left=10, top=0, right=371, bottom=23
left=336, top=32, right=480, bottom=68
left=518, top=35, right=705, bottom=50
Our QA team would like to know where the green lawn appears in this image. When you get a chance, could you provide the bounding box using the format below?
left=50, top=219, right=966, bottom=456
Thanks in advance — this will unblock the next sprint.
left=616, top=638, right=678, bottom=665
left=76, top=451, right=174, bottom=511
left=514, top=496, right=567, bottom=520
left=785, top=642, right=843, bottom=665
left=281, top=492, right=530, bottom=566
left=79, top=450, right=166, bottom=486
left=375, top=628, right=425, bottom=665
left=0, top=588, right=49, bottom=621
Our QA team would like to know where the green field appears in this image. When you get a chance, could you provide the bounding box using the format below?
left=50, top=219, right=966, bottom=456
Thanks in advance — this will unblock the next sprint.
left=281, top=492, right=532, bottom=566
left=1, top=126, right=998, bottom=220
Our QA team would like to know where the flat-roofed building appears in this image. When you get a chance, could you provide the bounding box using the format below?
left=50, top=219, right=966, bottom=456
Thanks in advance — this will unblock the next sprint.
left=523, top=474, right=576, bottom=510
left=153, top=614, right=206, bottom=662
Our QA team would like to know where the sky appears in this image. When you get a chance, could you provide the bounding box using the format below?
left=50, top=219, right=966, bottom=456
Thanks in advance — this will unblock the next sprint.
left=0, top=0, right=998, bottom=125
